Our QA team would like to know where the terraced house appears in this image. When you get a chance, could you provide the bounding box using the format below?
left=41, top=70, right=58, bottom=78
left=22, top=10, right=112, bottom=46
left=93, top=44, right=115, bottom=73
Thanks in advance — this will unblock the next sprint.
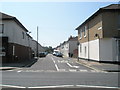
left=76, top=4, right=120, bottom=63
left=0, top=12, right=44, bottom=63
left=56, top=36, right=78, bottom=58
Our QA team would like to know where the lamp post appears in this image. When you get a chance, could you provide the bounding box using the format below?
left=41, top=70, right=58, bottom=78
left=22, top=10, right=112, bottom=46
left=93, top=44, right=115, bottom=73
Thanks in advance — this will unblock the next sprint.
left=36, top=26, right=39, bottom=58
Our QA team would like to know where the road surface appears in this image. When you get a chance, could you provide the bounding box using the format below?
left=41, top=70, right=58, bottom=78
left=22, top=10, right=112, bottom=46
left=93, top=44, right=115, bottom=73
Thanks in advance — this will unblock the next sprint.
left=1, top=54, right=119, bottom=89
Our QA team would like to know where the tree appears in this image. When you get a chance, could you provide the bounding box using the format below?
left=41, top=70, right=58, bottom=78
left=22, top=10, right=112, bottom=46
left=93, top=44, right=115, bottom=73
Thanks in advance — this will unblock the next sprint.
left=44, top=46, right=53, bottom=53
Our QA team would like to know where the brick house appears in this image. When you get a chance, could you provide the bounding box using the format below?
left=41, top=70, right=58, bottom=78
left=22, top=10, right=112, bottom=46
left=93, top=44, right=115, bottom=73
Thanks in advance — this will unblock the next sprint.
left=76, top=4, right=120, bottom=63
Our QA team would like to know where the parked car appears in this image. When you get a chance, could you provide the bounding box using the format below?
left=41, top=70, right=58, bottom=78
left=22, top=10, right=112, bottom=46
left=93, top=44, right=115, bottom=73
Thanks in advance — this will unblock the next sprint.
left=56, top=52, right=63, bottom=57
left=39, top=52, right=47, bottom=57
left=53, top=51, right=63, bottom=57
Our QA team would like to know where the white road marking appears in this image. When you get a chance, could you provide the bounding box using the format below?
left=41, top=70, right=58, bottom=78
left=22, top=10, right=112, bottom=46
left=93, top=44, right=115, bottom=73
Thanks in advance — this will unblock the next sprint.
left=58, top=60, right=68, bottom=63
left=79, top=69, right=88, bottom=72
left=76, top=85, right=119, bottom=89
left=59, top=69, right=66, bottom=72
left=7, top=70, right=14, bottom=71
left=67, top=63, right=73, bottom=67
left=51, top=57, right=59, bottom=71
left=51, top=57, right=55, bottom=64
left=0, top=84, right=26, bottom=88
left=55, top=64, right=59, bottom=71
left=73, top=66, right=79, bottom=68
left=28, top=85, right=74, bottom=88
left=67, top=63, right=79, bottom=68
left=17, top=70, right=22, bottom=73
left=91, top=70, right=97, bottom=72
left=69, top=69, right=76, bottom=72
left=53, top=60, right=55, bottom=63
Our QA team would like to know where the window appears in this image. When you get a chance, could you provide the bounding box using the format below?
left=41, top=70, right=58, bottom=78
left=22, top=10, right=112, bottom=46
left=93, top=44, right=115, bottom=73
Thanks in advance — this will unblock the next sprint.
left=22, top=32, right=24, bottom=39
left=84, top=26, right=87, bottom=37
left=85, top=46, right=86, bottom=57
left=79, top=29, right=82, bottom=39
left=118, top=15, right=120, bottom=30
left=0, top=24, right=4, bottom=33
left=98, top=26, right=102, bottom=30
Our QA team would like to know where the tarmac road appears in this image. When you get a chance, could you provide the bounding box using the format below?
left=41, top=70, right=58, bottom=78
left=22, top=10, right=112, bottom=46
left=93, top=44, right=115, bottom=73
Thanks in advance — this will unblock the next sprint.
left=1, top=54, right=119, bottom=89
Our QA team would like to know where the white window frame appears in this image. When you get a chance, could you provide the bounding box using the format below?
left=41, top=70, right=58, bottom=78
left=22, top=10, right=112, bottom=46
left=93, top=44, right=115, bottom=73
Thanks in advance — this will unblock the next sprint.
left=84, top=26, right=87, bottom=37
left=98, top=26, right=102, bottom=30
left=79, top=29, right=82, bottom=39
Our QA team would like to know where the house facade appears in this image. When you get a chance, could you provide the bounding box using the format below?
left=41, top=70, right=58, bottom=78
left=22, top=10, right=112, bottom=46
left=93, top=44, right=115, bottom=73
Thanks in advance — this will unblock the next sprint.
left=0, top=12, right=44, bottom=63
left=76, top=4, right=120, bottom=63
left=31, top=40, right=45, bottom=57
left=56, top=36, right=78, bottom=58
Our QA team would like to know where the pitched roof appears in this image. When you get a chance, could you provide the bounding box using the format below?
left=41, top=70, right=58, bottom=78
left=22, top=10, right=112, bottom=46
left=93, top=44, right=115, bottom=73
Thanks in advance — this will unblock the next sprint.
left=0, top=12, right=28, bottom=32
left=102, top=4, right=120, bottom=9
left=68, top=36, right=78, bottom=41
left=76, top=4, right=120, bottom=30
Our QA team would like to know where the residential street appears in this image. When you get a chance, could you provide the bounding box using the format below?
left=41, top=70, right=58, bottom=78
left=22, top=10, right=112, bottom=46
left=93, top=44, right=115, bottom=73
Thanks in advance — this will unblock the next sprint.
left=1, top=54, right=119, bottom=89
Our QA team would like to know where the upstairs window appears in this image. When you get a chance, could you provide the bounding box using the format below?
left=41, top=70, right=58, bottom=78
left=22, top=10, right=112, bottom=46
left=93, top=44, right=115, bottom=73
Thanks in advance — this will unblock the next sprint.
left=79, top=29, right=82, bottom=39
left=98, top=26, right=102, bottom=30
left=84, top=26, right=87, bottom=37
left=22, top=32, right=24, bottom=39
left=85, top=46, right=86, bottom=57
left=0, top=24, right=4, bottom=33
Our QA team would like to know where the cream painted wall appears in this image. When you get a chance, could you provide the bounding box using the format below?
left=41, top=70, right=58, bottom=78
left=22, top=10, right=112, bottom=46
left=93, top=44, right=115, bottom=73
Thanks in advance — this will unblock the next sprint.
left=89, top=39, right=99, bottom=61
left=79, top=39, right=99, bottom=61
left=79, top=38, right=118, bottom=62
left=3, top=20, right=29, bottom=47
left=99, top=38, right=119, bottom=62
left=78, top=42, right=88, bottom=59
left=60, top=43, right=69, bottom=57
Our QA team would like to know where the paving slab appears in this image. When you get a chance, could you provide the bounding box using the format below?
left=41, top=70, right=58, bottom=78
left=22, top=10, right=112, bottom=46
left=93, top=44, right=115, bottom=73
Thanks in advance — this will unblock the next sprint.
left=0, top=58, right=37, bottom=70
left=73, top=58, right=120, bottom=72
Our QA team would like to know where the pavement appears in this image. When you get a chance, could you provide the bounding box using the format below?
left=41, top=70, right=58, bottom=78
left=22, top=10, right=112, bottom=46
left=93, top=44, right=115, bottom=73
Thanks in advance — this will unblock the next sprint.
left=0, top=58, right=37, bottom=70
left=76, top=59, right=120, bottom=72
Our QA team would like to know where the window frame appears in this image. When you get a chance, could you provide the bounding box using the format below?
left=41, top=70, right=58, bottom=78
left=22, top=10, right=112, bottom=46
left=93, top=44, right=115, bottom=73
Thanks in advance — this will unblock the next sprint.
left=79, top=29, right=82, bottom=39
left=84, top=26, right=87, bottom=37
left=0, top=24, right=4, bottom=33
left=22, top=32, right=25, bottom=39
left=85, top=46, right=87, bottom=57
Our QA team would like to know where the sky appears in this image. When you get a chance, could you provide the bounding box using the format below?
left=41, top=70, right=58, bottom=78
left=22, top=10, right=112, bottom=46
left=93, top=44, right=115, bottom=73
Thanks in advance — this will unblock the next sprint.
left=0, top=1, right=119, bottom=47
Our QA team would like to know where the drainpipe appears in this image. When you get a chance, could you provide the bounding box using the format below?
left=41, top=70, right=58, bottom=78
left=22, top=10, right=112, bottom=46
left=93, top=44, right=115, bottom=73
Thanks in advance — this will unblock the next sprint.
left=94, top=33, right=100, bottom=62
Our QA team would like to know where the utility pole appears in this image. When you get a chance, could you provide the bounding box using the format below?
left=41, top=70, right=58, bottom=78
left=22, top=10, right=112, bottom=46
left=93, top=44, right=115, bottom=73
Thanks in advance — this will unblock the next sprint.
left=36, top=26, right=39, bottom=57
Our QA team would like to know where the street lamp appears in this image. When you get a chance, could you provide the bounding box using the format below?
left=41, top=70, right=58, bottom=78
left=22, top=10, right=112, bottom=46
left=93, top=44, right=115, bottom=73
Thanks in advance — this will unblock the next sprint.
left=36, top=26, right=39, bottom=58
